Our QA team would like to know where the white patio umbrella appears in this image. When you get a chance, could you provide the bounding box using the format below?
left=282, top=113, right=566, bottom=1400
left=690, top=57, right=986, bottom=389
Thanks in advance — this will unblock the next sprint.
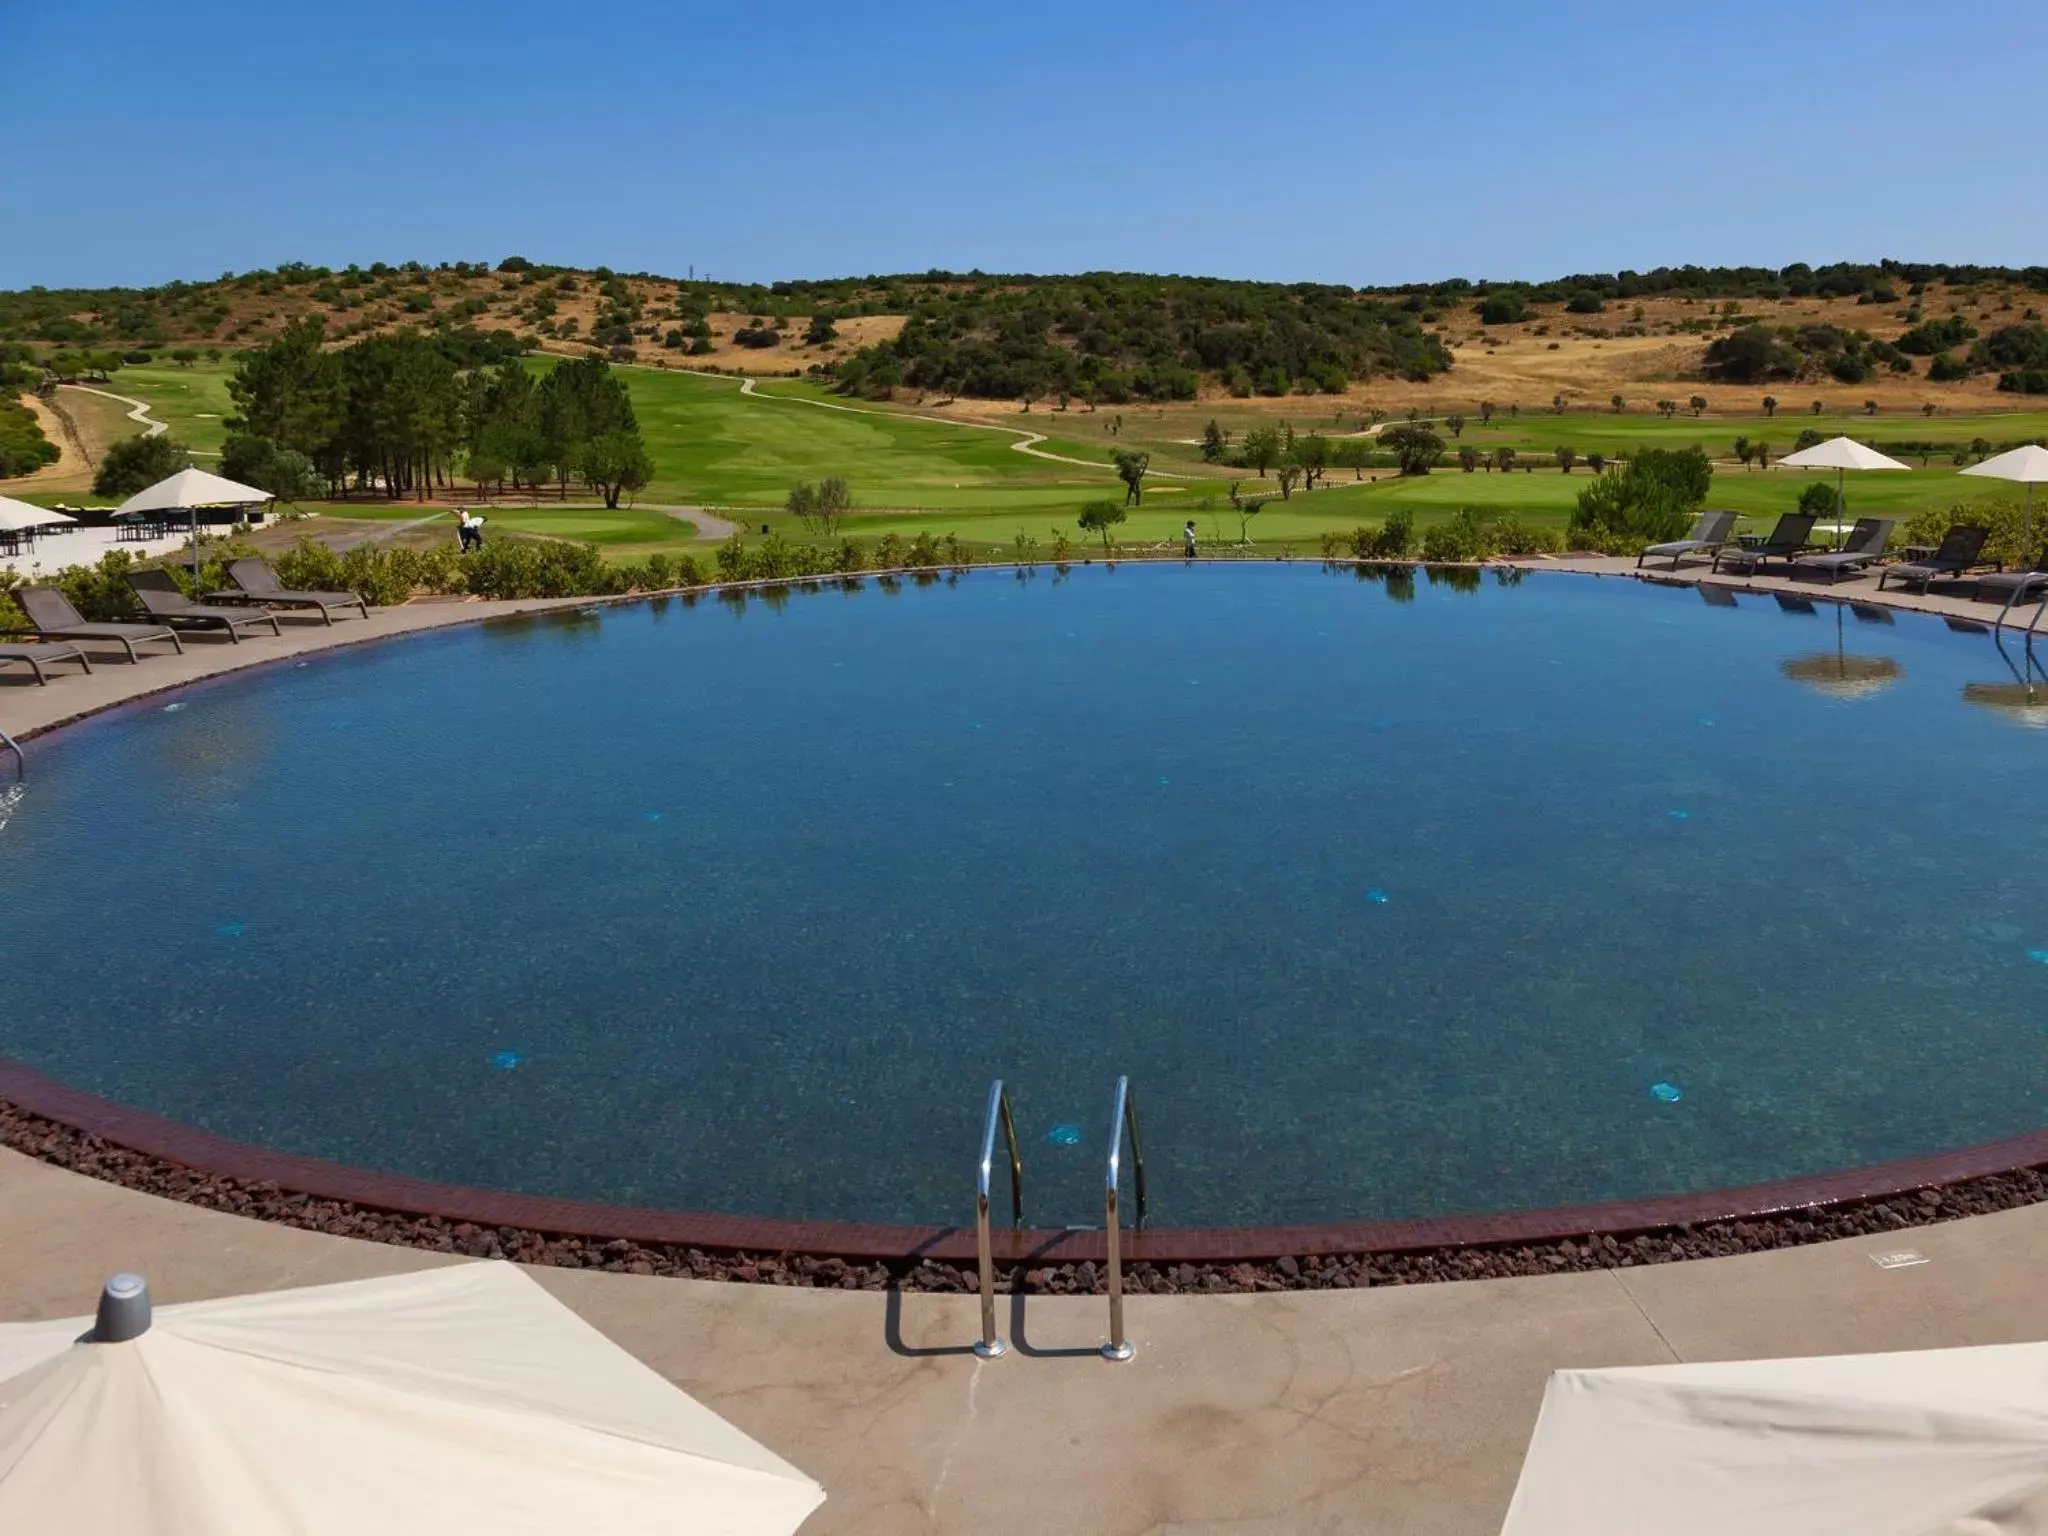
left=1502, top=1340, right=2048, bottom=1534
left=0, top=495, right=75, bottom=558
left=115, top=467, right=274, bottom=579
left=1776, top=436, right=1909, bottom=549
left=0, top=495, right=74, bottom=532
left=1960, top=442, right=2048, bottom=558
left=0, top=1263, right=825, bottom=1535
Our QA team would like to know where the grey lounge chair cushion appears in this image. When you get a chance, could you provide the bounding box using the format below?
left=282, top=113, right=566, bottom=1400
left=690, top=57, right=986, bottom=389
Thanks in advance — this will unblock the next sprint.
left=224, top=559, right=365, bottom=608
left=1642, top=511, right=1738, bottom=560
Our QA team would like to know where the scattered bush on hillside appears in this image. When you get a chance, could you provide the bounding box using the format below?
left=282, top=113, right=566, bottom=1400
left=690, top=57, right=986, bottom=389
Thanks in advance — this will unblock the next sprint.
left=0, top=394, right=58, bottom=477
left=1896, top=316, right=1976, bottom=355
left=832, top=274, right=1450, bottom=402
left=733, top=327, right=781, bottom=348
left=1477, top=292, right=1529, bottom=325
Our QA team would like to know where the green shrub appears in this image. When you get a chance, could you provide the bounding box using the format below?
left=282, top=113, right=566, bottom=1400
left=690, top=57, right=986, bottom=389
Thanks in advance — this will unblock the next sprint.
left=1490, top=515, right=1564, bottom=556
left=1901, top=494, right=2035, bottom=568
left=92, top=434, right=191, bottom=497
left=1420, top=508, right=1490, bottom=562
left=906, top=531, right=943, bottom=567
left=1797, top=480, right=1841, bottom=520
left=461, top=538, right=613, bottom=599
left=1566, top=447, right=1710, bottom=551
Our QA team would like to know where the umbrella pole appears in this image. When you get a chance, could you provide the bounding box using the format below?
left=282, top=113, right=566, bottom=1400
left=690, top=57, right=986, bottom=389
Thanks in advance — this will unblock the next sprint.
left=1836, top=468, right=1845, bottom=551
left=191, top=508, right=200, bottom=583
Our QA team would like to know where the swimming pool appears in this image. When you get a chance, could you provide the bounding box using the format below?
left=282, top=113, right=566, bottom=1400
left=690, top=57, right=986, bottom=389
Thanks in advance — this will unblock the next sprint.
left=3, top=564, right=2044, bottom=1231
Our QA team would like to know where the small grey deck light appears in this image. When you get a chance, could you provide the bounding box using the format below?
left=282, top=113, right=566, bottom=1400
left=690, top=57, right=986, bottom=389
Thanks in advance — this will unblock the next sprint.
left=93, top=1272, right=152, bottom=1342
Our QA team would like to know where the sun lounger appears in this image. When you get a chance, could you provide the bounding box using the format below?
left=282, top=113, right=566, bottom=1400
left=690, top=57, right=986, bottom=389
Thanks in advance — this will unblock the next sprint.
left=1712, top=513, right=1820, bottom=574
left=206, top=559, right=368, bottom=625
left=12, top=587, right=183, bottom=662
left=0, top=642, right=92, bottom=684
left=1788, top=518, right=1896, bottom=584
left=1978, top=566, right=2048, bottom=629
left=126, top=569, right=282, bottom=642
left=1878, top=525, right=1996, bottom=593
left=1637, top=510, right=1738, bottom=571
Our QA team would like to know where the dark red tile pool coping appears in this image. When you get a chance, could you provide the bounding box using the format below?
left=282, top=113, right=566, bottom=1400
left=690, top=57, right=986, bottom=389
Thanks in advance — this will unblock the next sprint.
left=4, top=1054, right=2043, bottom=1265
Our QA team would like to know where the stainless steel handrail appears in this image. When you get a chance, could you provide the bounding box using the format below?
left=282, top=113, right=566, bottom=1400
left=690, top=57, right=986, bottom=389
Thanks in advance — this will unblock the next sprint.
left=1101, top=1074, right=1146, bottom=1362
left=973, top=1079, right=1023, bottom=1360
left=0, top=725, right=20, bottom=779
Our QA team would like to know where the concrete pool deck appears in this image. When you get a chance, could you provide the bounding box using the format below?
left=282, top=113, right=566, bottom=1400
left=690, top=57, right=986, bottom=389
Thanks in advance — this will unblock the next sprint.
left=6, top=561, right=2047, bottom=1530
left=0, top=593, right=603, bottom=741
left=4, top=1146, right=2044, bottom=1534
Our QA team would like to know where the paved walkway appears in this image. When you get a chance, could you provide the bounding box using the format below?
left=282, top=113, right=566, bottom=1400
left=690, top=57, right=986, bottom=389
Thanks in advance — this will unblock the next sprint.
left=2, top=1147, right=2042, bottom=1534
left=0, top=594, right=599, bottom=740
left=1534, top=550, right=2048, bottom=630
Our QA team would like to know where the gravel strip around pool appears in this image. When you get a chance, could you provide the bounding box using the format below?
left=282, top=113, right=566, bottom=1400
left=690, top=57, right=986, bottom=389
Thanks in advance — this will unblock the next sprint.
left=6, top=1094, right=2041, bottom=1294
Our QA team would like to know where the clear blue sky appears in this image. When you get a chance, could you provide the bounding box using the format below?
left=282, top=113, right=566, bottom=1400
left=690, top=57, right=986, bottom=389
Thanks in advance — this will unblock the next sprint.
left=5, top=0, right=2045, bottom=291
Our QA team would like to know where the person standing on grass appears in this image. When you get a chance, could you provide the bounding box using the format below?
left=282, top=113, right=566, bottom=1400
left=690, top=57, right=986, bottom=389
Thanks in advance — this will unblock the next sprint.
left=455, top=507, right=486, bottom=553
left=1183, top=520, right=1198, bottom=559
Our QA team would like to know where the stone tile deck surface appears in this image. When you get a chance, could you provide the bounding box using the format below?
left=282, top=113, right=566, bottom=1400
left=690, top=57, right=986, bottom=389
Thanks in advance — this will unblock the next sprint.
left=5, top=567, right=2045, bottom=1532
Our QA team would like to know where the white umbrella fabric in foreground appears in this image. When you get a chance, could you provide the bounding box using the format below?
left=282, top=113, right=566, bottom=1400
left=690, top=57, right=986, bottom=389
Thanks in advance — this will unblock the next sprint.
left=1499, top=1341, right=2048, bottom=1535
left=0, top=496, right=75, bottom=533
left=1962, top=442, right=2048, bottom=556
left=1777, top=435, right=1910, bottom=548
left=0, top=1262, right=824, bottom=1536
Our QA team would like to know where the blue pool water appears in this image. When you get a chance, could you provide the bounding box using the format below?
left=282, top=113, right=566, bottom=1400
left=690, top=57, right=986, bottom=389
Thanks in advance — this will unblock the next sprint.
left=3, top=564, right=2045, bottom=1229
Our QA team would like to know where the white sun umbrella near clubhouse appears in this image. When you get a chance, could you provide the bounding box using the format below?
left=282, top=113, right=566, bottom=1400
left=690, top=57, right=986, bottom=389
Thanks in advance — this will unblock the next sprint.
left=1961, top=442, right=2048, bottom=556
left=0, top=494, right=74, bottom=541
left=0, top=1262, right=825, bottom=1535
left=1776, top=435, right=1909, bottom=548
left=114, top=466, right=274, bottom=579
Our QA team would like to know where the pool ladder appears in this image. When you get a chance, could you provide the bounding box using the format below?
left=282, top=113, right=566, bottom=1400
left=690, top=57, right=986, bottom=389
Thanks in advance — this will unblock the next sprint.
left=973, top=1075, right=1147, bottom=1363
left=0, top=725, right=20, bottom=779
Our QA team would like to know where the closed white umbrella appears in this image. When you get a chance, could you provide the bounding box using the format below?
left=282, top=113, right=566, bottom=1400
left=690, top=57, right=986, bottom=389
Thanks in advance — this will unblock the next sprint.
left=116, top=467, right=274, bottom=579
left=1960, top=442, right=2048, bottom=558
left=1777, top=436, right=1910, bottom=548
left=0, top=1263, right=825, bottom=1535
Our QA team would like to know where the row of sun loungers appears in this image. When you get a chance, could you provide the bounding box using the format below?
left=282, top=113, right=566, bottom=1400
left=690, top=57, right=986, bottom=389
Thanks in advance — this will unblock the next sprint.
left=1, top=559, right=367, bottom=685
left=1644, top=513, right=2047, bottom=616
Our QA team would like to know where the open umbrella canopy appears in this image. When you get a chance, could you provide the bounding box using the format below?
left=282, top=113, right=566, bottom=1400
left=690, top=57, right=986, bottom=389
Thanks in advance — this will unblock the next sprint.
left=1776, top=437, right=1910, bottom=548
left=1777, top=435, right=1912, bottom=473
left=1961, top=443, right=2048, bottom=486
left=114, top=467, right=273, bottom=514
left=1961, top=442, right=2048, bottom=553
left=0, top=1263, right=824, bottom=1535
left=1501, top=1341, right=2048, bottom=1535
left=0, top=496, right=75, bottom=533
